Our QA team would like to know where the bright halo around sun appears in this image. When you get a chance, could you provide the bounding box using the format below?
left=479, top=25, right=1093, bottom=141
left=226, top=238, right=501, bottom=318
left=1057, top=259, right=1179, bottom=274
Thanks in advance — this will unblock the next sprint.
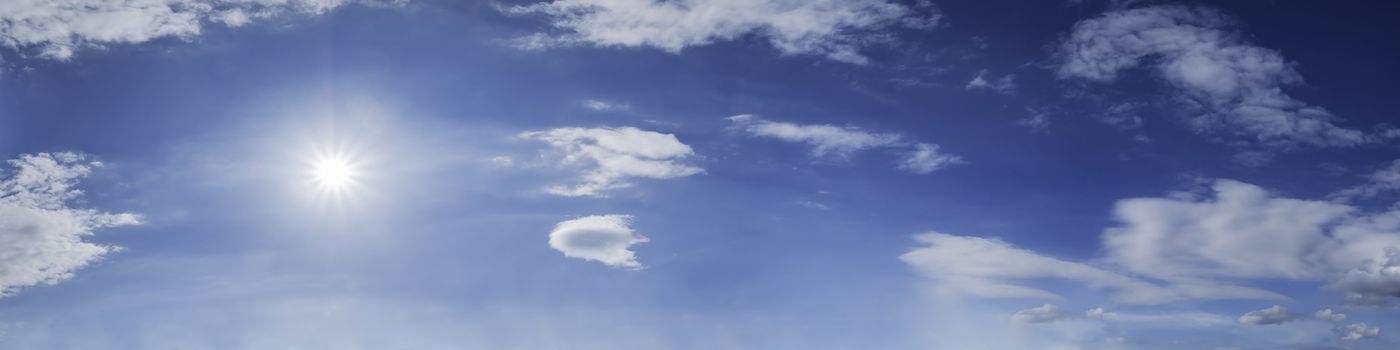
left=307, top=152, right=362, bottom=197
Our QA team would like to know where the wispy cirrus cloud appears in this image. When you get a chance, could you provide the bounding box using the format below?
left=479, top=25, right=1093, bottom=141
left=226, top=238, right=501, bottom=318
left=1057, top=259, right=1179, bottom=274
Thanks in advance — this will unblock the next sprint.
left=522, top=126, right=702, bottom=197
left=1055, top=5, right=1368, bottom=148
left=0, top=0, right=378, bottom=61
left=728, top=114, right=963, bottom=174
left=0, top=152, right=140, bottom=297
left=501, top=0, right=943, bottom=64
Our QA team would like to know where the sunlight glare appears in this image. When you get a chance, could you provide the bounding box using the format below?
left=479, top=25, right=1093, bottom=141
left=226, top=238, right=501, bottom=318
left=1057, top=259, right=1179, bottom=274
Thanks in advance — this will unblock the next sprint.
left=310, top=154, right=360, bottom=194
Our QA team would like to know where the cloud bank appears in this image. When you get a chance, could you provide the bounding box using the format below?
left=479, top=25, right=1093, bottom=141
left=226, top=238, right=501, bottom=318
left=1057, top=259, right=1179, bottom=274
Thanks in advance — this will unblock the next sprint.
left=0, top=152, right=140, bottom=297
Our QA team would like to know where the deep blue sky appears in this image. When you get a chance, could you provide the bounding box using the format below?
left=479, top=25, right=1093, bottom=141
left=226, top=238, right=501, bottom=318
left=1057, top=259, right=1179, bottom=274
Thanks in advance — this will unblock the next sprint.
left=1, top=0, right=1399, bottom=349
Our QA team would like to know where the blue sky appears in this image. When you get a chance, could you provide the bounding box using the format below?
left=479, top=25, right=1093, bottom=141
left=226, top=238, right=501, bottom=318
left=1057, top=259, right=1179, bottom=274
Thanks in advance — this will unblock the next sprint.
left=1, top=0, right=1399, bottom=349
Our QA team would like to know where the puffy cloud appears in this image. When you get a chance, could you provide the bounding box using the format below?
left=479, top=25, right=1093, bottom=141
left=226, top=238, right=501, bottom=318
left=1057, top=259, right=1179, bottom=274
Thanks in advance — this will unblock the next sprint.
left=581, top=99, right=630, bottom=112
left=522, top=126, right=702, bottom=197
left=0, top=152, right=140, bottom=297
left=502, top=0, right=942, bottom=64
left=1104, top=180, right=1357, bottom=282
left=0, top=0, right=361, bottom=61
left=1332, top=248, right=1400, bottom=306
left=1055, top=5, right=1366, bottom=148
left=1107, top=179, right=1400, bottom=304
left=728, top=115, right=962, bottom=174
left=898, top=143, right=963, bottom=174
left=965, top=69, right=1015, bottom=94
left=547, top=214, right=648, bottom=269
left=899, top=232, right=1190, bottom=305
left=1011, top=304, right=1071, bottom=324
left=1314, top=309, right=1346, bottom=322
left=1237, top=305, right=1296, bottom=325
left=1334, top=323, right=1381, bottom=341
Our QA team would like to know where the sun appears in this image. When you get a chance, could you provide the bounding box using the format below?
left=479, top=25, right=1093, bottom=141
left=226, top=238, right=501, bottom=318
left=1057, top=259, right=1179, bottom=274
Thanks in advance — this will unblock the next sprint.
left=309, top=154, right=360, bottom=193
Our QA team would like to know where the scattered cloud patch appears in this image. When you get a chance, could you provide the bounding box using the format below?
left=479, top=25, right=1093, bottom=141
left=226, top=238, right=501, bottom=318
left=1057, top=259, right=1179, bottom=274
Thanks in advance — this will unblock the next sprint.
left=548, top=214, right=648, bottom=269
left=0, top=152, right=141, bottom=297
left=899, top=232, right=1190, bottom=305
left=1017, top=110, right=1051, bottom=132
left=1011, top=304, right=1071, bottom=324
left=502, top=0, right=942, bottom=64
left=521, top=126, right=702, bottom=197
left=965, top=69, right=1015, bottom=94
left=728, top=114, right=900, bottom=158
left=906, top=178, right=1400, bottom=305
left=795, top=199, right=830, bottom=210
left=728, top=115, right=962, bottom=174
left=581, top=99, right=630, bottom=112
left=1330, top=159, right=1400, bottom=202
left=1334, top=323, right=1380, bottom=341
left=898, top=143, right=964, bottom=174
left=1314, top=309, right=1346, bottom=322
left=0, top=0, right=362, bottom=61
left=1085, top=307, right=1118, bottom=320
left=1332, top=248, right=1400, bottom=306
left=1055, top=5, right=1367, bottom=148
left=1238, top=305, right=1297, bottom=325
left=1105, top=180, right=1359, bottom=282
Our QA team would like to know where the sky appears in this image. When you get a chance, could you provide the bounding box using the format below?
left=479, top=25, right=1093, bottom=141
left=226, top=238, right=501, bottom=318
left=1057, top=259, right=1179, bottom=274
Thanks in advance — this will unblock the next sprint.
left=1, top=0, right=1399, bottom=349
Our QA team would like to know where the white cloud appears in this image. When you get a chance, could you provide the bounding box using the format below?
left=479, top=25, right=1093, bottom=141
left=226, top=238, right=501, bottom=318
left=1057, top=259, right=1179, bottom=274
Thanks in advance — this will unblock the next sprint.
left=1334, top=323, right=1380, bottom=341
left=581, top=99, right=630, bottom=112
left=0, top=0, right=361, bottom=61
left=1107, top=179, right=1400, bottom=305
left=965, top=69, right=1015, bottom=94
left=1104, top=180, right=1357, bottom=281
left=898, top=143, right=963, bottom=174
left=904, top=178, right=1400, bottom=305
left=1332, top=248, right=1400, bottom=306
left=1011, top=304, right=1071, bottom=324
left=521, top=126, right=702, bottom=197
left=1017, top=111, right=1050, bottom=132
left=0, top=152, right=140, bottom=297
left=502, top=0, right=942, bottom=64
left=1314, top=309, right=1346, bottom=322
left=1330, top=159, right=1400, bottom=202
left=728, top=114, right=900, bottom=158
left=899, top=232, right=1187, bottom=305
left=1055, top=5, right=1367, bottom=147
left=1084, top=307, right=1118, bottom=320
left=729, top=114, right=962, bottom=174
left=1238, top=305, right=1296, bottom=325
left=548, top=214, right=648, bottom=269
